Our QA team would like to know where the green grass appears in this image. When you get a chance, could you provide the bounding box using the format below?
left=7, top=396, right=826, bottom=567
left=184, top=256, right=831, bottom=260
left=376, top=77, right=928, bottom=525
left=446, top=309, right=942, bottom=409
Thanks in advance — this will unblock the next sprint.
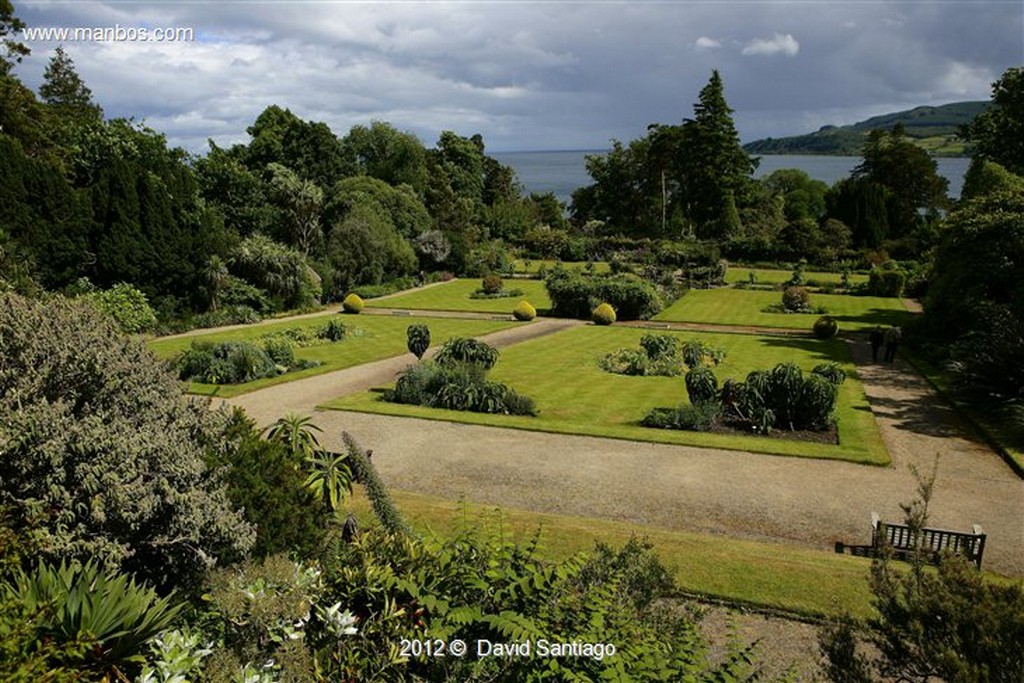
left=654, top=288, right=914, bottom=332
left=367, top=278, right=552, bottom=314
left=725, top=267, right=869, bottom=286
left=147, top=314, right=519, bottom=397
left=325, top=326, right=889, bottom=464
left=510, top=259, right=611, bottom=275
left=348, top=487, right=876, bottom=618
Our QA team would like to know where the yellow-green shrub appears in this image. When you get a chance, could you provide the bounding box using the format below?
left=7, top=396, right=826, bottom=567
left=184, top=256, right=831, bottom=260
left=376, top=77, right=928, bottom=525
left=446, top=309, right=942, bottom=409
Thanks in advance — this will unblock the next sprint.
left=592, top=302, right=616, bottom=325
left=513, top=300, right=536, bottom=321
left=342, top=293, right=364, bottom=314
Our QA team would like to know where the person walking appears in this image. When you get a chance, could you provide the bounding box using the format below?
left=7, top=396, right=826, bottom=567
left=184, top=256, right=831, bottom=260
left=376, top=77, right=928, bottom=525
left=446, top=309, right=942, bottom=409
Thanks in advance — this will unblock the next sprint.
left=869, top=326, right=884, bottom=362
left=883, top=325, right=902, bottom=363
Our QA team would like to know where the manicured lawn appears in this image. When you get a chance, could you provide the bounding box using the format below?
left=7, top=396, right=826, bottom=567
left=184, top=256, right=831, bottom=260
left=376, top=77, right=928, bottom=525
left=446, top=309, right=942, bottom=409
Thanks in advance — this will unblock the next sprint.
left=511, top=259, right=611, bottom=274
left=348, top=487, right=877, bottom=619
left=654, top=288, right=914, bottom=332
left=724, top=267, right=869, bottom=286
left=147, top=314, right=518, bottom=397
left=325, top=326, right=889, bottom=464
left=368, top=278, right=552, bottom=314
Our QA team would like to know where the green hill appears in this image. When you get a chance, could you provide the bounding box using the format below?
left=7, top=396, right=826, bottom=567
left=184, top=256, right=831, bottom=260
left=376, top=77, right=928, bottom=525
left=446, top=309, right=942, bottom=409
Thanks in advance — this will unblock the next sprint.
left=744, top=101, right=989, bottom=157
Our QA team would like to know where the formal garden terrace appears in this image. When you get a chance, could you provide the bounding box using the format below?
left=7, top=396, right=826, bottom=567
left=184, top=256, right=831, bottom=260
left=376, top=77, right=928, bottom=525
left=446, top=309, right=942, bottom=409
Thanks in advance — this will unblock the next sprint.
left=324, top=325, right=888, bottom=464
left=147, top=314, right=520, bottom=397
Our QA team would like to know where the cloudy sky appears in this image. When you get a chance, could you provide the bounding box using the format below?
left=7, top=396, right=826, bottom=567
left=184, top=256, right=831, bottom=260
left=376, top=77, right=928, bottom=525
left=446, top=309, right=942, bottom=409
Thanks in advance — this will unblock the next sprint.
left=10, top=1, right=1023, bottom=153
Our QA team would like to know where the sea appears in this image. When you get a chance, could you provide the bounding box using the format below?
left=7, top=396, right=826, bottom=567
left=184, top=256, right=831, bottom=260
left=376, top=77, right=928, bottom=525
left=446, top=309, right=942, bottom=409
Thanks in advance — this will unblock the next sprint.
left=492, top=151, right=973, bottom=207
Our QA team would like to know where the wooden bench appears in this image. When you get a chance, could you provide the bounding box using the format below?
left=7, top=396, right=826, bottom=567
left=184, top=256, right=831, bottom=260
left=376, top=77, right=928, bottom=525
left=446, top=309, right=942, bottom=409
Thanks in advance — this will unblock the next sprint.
left=835, top=513, right=986, bottom=568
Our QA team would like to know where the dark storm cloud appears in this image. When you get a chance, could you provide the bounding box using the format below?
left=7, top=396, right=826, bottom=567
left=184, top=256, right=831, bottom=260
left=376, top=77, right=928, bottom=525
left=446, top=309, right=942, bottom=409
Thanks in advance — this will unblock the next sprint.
left=10, top=1, right=1022, bottom=152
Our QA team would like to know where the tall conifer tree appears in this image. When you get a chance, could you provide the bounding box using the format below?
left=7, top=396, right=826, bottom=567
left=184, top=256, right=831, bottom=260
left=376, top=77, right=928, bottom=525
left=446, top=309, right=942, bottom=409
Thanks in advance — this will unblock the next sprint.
left=39, top=46, right=103, bottom=123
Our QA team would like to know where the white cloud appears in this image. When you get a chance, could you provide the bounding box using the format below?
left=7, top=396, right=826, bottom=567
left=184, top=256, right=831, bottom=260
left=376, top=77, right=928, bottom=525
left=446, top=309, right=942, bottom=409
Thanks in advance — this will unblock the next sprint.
left=742, top=33, right=800, bottom=57
left=695, top=36, right=722, bottom=50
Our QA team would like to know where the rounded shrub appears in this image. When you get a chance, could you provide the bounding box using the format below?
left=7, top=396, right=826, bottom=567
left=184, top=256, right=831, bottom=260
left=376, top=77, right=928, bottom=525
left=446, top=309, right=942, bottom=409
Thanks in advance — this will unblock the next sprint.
left=685, top=365, right=719, bottom=406
left=782, top=286, right=811, bottom=312
left=592, top=302, right=617, bottom=325
left=342, top=293, right=364, bottom=314
left=513, top=300, right=536, bottom=321
left=813, top=315, right=839, bottom=339
left=406, top=323, right=431, bottom=360
left=482, top=274, right=503, bottom=295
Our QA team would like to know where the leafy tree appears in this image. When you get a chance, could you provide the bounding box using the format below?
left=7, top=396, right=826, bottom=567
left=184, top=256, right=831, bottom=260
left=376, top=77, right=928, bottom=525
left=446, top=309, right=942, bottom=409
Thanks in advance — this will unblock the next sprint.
left=343, top=120, right=428, bottom=193
left=324, top=174, right=432, bottom=239
left=852, top=124, right=949, bottom=238
left=960, top=66, right=1024, bottom=175
left=570, top=137, right=662, bottom=236
left=762, top=168, right=828, bottom=221
left=0, top=0, right=28, bottom=70
left=242, top=105, right=354, bottom=188
left=0, top=293, right=255, bottom=591
left=39, top=46, right=103, bottom=124
left=267, top=162, right=324, bottom=256
left=194, top=141, right=278, bottom=237
left=82, top=281, right=158, bottom=333
left=324, top=204, right=417, bottom=296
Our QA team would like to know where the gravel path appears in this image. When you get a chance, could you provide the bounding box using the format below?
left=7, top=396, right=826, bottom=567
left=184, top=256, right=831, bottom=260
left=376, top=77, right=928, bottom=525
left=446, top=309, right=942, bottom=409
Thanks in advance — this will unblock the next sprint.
left=225, top=326, right=1023, bottom=576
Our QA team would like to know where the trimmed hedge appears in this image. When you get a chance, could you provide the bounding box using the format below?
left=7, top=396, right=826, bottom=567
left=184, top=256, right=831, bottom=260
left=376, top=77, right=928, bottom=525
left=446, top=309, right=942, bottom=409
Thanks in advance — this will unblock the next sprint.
left=513, top=300, right=536, bottom=321
left=545, top=270, right=661, bottom=321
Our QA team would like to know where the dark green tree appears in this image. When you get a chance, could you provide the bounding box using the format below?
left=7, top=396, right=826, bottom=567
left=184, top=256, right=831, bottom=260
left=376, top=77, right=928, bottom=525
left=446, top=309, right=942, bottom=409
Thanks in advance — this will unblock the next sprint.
left=826, top=177, right=890, bottom=248
left=0, top=0, right=29, bottom=70
left=960, top=67, right=1024, bottom=175
left=851, top=124, right=949, bottom=238
left=677, top=70, right=759, bottom=238
left=324, top=174, right=431, bottom=239
left=242, top=105, right=355, bottom=188
left=39, top=46, right=103, bottom=124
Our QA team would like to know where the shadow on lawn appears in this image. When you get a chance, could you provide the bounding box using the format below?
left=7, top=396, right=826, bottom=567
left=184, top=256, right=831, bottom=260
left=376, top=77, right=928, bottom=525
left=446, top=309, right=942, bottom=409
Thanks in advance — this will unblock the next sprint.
left=755, top=336, right=847, bottom=364
left=830, top=307, right=916, bottom=329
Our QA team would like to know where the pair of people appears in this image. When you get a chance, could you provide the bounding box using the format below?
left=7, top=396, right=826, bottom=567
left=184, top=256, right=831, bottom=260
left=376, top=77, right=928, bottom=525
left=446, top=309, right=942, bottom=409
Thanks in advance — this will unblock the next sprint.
left=869, top=326, right=902, bottom=363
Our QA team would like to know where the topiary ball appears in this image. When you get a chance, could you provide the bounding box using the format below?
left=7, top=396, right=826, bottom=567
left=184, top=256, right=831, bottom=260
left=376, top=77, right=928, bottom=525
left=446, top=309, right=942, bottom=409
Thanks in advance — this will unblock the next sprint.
left=592, top=302, right=616, bottom=326
left=513, top=300, right=536, bottom=321
left=813, top=315, right=839, bottom=339
left=782, top=286, right=810, bottom=312
left=482, top=274, right=503, bottom=295
left=342, top=293, right=364, bottom=314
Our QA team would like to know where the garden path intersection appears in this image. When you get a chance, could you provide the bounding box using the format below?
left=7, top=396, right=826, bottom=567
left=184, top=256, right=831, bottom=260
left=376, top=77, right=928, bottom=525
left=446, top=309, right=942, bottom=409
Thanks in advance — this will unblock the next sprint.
left=222, top=314, right=1024, bottom=577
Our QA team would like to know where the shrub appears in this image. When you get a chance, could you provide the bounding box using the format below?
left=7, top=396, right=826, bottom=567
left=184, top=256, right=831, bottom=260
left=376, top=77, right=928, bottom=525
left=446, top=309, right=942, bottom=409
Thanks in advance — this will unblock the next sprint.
left=768, top=362, right=805, bottom=429
left=481, top=273, right=503, bottom=294
left=262, top=336, right=294, bottom=367
left=782, top=286, right=811, bottom=312
left=342, top=293, right=364, bottom=313
left=384, top=362, right=536, bottom=416
left=406, top=323, right=431, bottom=359
left=640, top=333, right=681, bottom=361
left=680, top=339, right=726, bottom=368
left=513, top=300, right=536, bottom=321
left=83, top=282, right=158, bottom=334
left=812, top=362, right=847, bottom=386
left=813, top=315, right=839, bottom=339
left=386, top=362, right=442, bottom=406
left=600, top=348, right=654, bottom=376
left=685, top=365, right=719, bottom=405
left=868, top=266, right=906, bottom=297
left=176, top=340, right=279, bottom=384
left=796, top=374, right=840, bottom=429
left=592, top=302, right=617, bottom=325
left=434, top=337, right=500, bottom=370
left=318, top=318, right=348, bottom=342
left=641, top=402, right=720, bottom=431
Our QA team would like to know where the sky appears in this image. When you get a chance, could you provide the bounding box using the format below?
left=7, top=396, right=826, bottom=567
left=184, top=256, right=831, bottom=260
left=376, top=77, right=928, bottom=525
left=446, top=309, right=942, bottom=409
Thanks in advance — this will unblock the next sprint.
left=10, top=1, right=1024, bottom=154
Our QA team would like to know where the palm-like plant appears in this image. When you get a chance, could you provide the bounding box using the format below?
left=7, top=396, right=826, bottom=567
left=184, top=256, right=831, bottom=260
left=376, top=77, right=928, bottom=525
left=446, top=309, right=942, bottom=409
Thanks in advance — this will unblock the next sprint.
left=303, top=451, right=353, bottom=515
left=263, top=413, right=323, bottom=461
left=1, top=560, right=183, bottom=679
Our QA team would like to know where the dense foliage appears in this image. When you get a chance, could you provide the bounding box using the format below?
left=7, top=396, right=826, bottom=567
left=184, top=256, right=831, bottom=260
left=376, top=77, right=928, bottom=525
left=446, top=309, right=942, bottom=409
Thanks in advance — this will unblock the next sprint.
left=0, top=293, right=255, bottom=591
left=546, top=269, right=661, bottom=320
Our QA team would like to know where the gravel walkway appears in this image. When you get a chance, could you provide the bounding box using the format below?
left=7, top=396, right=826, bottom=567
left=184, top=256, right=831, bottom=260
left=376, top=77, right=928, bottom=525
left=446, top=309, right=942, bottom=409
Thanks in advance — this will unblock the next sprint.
left=225, top=327, right=1023, bottom=576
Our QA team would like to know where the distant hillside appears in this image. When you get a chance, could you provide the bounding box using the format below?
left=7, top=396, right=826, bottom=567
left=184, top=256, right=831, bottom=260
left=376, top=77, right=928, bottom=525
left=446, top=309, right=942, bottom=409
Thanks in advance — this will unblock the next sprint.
left=744, top=101, right=989, bottom=157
